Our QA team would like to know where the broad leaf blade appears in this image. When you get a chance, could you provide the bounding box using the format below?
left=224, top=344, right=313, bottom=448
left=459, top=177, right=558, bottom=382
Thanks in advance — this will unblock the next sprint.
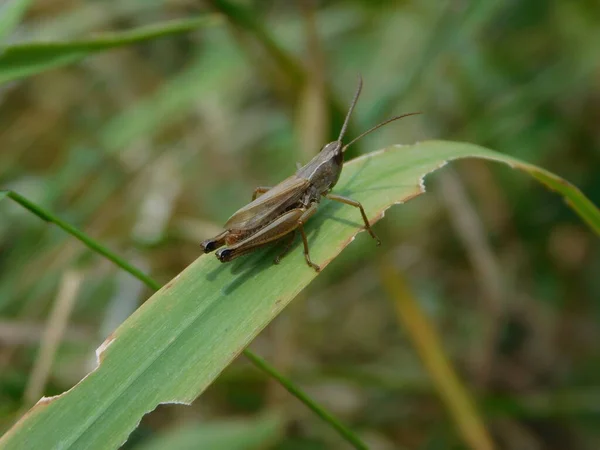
left=1, top=141, right=598, bottom=449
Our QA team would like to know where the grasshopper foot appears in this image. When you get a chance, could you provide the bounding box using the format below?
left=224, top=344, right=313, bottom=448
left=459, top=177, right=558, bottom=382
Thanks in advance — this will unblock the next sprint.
left=369, top=230, right=381, bottom=246
left=201, top=240, right=218, bottom=253
left=215, top=248, right=234, bottom=262
left=305, top=258, right=320, bottom=272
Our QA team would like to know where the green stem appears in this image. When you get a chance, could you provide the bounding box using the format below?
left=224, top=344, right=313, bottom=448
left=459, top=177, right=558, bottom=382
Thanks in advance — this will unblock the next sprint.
left=5, top=191, right=160, bottom=291
left=244, top=351, right=368, bottom=450
left=1, top=189, right=368, bottom=450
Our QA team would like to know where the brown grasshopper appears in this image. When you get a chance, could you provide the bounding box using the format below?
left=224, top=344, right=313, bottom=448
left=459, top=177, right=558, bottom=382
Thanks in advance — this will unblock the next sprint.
left=201, top=77, right=419, bottom=271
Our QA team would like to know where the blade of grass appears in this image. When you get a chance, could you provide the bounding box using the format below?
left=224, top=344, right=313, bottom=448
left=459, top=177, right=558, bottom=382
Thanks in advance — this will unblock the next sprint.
left=1, top=141, right=598, bottom=449
left=0, top=191, right=368, bottom=450
left=1, top=190, right=160, bottom=290
left=244, top=351, right=367, bottom=450
left=0, top=15, right=222, bottom=85
left=380, top=260, right=495, bottom=450
left=0, top=0, right=34, bottom=43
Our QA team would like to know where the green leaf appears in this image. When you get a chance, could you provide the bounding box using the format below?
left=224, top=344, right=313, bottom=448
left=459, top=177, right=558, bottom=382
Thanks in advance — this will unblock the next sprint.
left=0, top=0, right=34, bottom=44
left=1, top=141, right=598, bottom=449
left=0, top=15, right=221, bottom=85
left=132, top=415, right=281, bottom=450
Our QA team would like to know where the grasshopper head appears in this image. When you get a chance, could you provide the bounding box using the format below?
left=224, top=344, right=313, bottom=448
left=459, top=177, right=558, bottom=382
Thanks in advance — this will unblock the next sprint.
left=300, top=76, right=420, bottom=192
left=321, top=140, right=344, bottom=165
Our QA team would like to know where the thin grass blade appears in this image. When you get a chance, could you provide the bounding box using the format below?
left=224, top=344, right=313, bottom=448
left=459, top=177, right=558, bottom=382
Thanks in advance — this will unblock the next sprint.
left=0, top=15, right=221, bottom=85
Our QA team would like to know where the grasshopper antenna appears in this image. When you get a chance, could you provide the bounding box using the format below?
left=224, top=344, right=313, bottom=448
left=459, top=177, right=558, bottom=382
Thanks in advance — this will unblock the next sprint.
left=338, top=75, right=363, bottom=142
left=342, top=112, right=422, bottom=152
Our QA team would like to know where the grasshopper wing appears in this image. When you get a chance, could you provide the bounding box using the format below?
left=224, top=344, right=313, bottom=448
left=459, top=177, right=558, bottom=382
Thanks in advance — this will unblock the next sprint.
left=225, top=175, right=309, bottom=231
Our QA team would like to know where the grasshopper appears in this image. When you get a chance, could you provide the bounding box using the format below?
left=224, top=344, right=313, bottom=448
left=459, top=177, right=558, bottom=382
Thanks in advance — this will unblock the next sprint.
left=201, top=77, right=419, bottom=271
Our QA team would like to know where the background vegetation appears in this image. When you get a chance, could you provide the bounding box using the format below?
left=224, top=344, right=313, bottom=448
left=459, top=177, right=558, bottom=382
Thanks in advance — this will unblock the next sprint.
left=1, top=1, right=599, bottom=449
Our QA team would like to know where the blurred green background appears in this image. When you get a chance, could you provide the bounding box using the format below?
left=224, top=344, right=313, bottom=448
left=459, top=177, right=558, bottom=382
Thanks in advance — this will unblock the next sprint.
left=1, top=1, right=599, bottom=449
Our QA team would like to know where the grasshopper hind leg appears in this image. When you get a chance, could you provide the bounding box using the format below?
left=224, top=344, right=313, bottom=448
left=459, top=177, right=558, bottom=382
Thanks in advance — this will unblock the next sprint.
left=211, top=205, right=321, bottom=272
